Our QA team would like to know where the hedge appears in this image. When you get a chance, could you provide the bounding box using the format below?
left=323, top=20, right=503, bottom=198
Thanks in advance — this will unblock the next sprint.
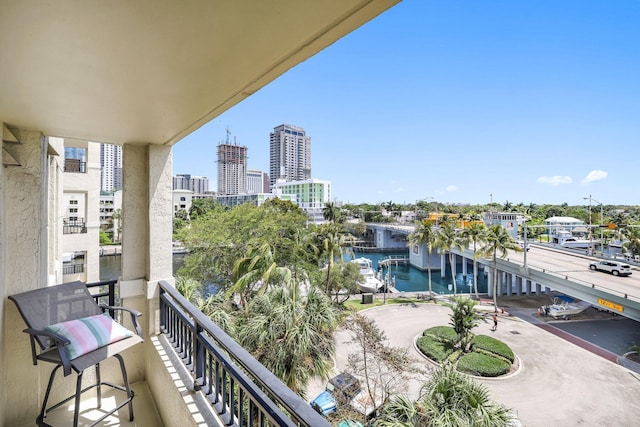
left=456, top=352, right=511, bottom=377
left=470, top=335, right=515, bottom=363
left=416, top=336, right=454, bottom=362
left=423, top=325, right=458, bottom=342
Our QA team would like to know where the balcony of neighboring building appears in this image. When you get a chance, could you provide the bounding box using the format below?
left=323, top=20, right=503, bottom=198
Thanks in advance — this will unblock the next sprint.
left=64, top=158, right=87, bottom=173
left=63, top=217, right=88, bottom=234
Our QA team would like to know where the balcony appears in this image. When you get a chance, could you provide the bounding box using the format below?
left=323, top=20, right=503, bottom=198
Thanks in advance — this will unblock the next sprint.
left=63, top=218, right=87, bottom=234
left=64, top=159, right=87, bottom=173
left=30, top=280, right=328, bottom=426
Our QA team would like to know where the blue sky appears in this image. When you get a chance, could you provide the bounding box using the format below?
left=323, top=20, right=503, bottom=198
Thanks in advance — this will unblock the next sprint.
left=173, top=0, right=639, bottom=206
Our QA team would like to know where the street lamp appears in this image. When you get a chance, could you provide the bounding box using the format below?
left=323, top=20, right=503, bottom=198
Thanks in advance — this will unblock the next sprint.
left=584, top=195, right=604, bottom=255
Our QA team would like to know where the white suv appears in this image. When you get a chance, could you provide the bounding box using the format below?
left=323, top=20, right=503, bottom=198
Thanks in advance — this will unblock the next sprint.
left=589, top=261, right=632, bottom=276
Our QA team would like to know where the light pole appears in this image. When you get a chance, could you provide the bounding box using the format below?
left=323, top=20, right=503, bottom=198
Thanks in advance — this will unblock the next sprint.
left=584, top=195, right=604, bottom=254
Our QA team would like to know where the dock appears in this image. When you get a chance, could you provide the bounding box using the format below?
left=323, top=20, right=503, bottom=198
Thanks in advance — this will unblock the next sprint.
left=377, top=254, right=409, bottom=268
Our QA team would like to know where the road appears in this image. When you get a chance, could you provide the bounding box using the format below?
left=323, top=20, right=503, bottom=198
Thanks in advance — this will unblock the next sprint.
left=486, top=243, right=640, bottom=302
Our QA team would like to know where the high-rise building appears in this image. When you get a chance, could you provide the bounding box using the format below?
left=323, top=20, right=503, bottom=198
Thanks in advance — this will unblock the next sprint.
left=247, top=169, right=269, bottom=194
left=269, top=124, right=311, bottom=186
left=217, top=142, right=247, bottom=195
left=100, top=143, right=123, bottom=192
left=173, top=174, right=209, bottom=194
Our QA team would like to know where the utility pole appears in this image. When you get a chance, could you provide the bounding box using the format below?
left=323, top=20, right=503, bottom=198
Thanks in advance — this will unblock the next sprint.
left=584, top=195, right=604, bottom=255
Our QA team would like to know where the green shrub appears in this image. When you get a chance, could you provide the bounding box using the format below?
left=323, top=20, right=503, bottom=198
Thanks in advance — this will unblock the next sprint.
left=416, top=336, right=454, bottom=362
left=457, top=352, right=511, bottom=377
left=423, top=325, right=457, bottom=342
left=471, top=335, right=515, bottom=362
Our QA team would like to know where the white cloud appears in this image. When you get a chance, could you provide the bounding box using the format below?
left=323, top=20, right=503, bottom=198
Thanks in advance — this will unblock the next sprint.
left=446, top=185, right=457, bottom=192
left=581, top=170, right=608, bottom=184
left=395, top=187, right=407, bottom=193
left=536, top=175, right=572, bottom=186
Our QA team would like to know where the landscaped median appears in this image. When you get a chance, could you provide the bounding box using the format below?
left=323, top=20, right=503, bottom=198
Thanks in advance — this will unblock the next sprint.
left=416, top=325, right=517, bottom=377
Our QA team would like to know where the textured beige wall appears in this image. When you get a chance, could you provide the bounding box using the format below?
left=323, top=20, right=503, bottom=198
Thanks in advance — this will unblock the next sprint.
left=2, top=128, right=48, bottom=426
left=1, top=121, right=6, bottom=427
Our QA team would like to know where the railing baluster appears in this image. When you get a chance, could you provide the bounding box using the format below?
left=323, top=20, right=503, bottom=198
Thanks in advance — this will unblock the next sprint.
left=157, top=281, right=329, bottom=426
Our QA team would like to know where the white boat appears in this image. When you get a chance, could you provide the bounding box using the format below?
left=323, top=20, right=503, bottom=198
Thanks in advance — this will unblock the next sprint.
left=560, top=237, right=592, bottom=249
left=553, top=231, right=592, bottom=249
left=350, top=257, right=386, bottom=293
left=541, top=297, right=591, bottom=319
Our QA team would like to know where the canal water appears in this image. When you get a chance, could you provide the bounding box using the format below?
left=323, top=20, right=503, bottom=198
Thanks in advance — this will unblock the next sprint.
left=348, top=252, right=489, bottom=295
left=101, top=252, right=488, bottom=296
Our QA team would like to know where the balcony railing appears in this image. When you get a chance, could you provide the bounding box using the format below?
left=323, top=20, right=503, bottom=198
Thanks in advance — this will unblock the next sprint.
left=158, top=281, right=330, bottom=427
left=62, top=263, right=85, bottom=275
left=84, top=279, right=117, bottom=318
left=64, top=159, right=86, bottom=173
left=63, top=219, right=87, bottom=234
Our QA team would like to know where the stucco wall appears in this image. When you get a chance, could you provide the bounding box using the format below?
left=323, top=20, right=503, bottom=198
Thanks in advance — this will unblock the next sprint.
left=1, top=121, right=6, bottom=427
left=2, top=128, right=48, bottom=425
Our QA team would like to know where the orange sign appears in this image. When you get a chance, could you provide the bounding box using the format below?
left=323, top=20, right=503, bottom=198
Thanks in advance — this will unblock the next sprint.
left=598, top=298, right=623, bottom=313
left=607, top=223, right=616, bottom=229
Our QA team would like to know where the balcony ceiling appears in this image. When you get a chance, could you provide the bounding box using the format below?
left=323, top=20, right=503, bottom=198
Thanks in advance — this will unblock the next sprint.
left=0, top=0, right=399, bottom=146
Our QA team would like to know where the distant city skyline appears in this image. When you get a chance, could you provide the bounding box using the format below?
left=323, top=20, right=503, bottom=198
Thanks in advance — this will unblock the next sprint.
left=173, top=0, right=639, bottom=206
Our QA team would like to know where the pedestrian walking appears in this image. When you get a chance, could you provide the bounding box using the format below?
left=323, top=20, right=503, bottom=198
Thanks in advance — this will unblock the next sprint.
left=491, top=313, right=498, bottom=331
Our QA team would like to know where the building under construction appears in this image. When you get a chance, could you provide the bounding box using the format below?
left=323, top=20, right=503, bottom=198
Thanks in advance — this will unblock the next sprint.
left=217, top=133, right=247, bottom=195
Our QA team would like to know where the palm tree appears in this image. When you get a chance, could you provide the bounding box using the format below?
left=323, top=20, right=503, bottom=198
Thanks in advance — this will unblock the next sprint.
left=376, top=365, right=513, bottom=426
left=111, top=208, right=122, bottom=243
left=236, top=285, right=339, bottom=397
left=448, top=297, right=479, bottom=352
left=433, top=221, right=464, bottom=296
left=322, top=201, right=339, bottom=223
left=227, top=243, right=292, bottom=308
left=316, top=223, right=353, bottom=294
left=479, top=224, right=519, bottom=312
left=461, top=222, right=486, bottom=299
left=407, top=220, right=436, bottom=299
left=622, top=226, right=640, bottom=257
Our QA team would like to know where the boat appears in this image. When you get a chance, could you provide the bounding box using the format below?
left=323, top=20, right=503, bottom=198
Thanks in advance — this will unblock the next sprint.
left=541, top=296, right=591, bottom=319
left=553, top=230, right=592, bottom=249
left=350, top=257, right=386, bottom=293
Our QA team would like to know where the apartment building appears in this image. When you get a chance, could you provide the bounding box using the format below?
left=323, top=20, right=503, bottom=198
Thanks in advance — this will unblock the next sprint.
left=100, top=143, right=123, bottom=192
left=272, top=178, right=331, bottom=223
left=62, top=140, right=101, bottom=283
left=269, top=124, right=311, bottom=186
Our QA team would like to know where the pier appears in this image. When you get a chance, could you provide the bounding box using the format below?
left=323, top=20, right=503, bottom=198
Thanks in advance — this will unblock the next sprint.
left=377, top=254, right=410, bottom=268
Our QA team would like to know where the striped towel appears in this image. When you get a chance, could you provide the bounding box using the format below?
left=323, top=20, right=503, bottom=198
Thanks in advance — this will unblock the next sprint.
left=45, top=313, right=133, bottom=360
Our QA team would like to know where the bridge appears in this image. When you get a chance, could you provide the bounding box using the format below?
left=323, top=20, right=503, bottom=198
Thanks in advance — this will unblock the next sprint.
left=365, top=223, right=640, bottom=322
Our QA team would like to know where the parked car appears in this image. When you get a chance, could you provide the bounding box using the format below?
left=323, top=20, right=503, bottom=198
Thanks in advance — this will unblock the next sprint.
left=310, top=372, right=361, bottom=417
left=516, top=240, right=530, bottom=251
left=589, top=260, right=632, bottom=276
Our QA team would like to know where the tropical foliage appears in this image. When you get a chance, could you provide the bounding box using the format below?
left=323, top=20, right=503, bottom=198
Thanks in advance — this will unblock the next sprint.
left=479, top=225, right=520, bottom=312
left=375, top=365, right=514, bottom=427
left=448, top=297, right=479, bottom=352
left=433, top=220, right=465, bottom=296
left=235, top=285, right=339, bottom=397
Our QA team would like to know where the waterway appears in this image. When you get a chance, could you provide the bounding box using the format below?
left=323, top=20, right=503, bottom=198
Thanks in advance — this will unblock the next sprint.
left=348, top=252, right=489, bottom=295
left=100, top=251, right=489, bottom=295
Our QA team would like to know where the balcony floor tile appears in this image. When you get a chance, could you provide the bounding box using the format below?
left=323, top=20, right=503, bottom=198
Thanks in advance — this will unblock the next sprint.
left=43, top=380, right=163, bottom=427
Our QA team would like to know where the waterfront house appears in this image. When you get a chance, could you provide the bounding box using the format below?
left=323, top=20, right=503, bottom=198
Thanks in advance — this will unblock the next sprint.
left=0, top=2, right=401, bottom=425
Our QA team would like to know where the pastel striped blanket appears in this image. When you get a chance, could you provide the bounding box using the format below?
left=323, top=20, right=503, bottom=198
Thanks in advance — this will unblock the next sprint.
left=45, top=313, right=133, bottom=360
